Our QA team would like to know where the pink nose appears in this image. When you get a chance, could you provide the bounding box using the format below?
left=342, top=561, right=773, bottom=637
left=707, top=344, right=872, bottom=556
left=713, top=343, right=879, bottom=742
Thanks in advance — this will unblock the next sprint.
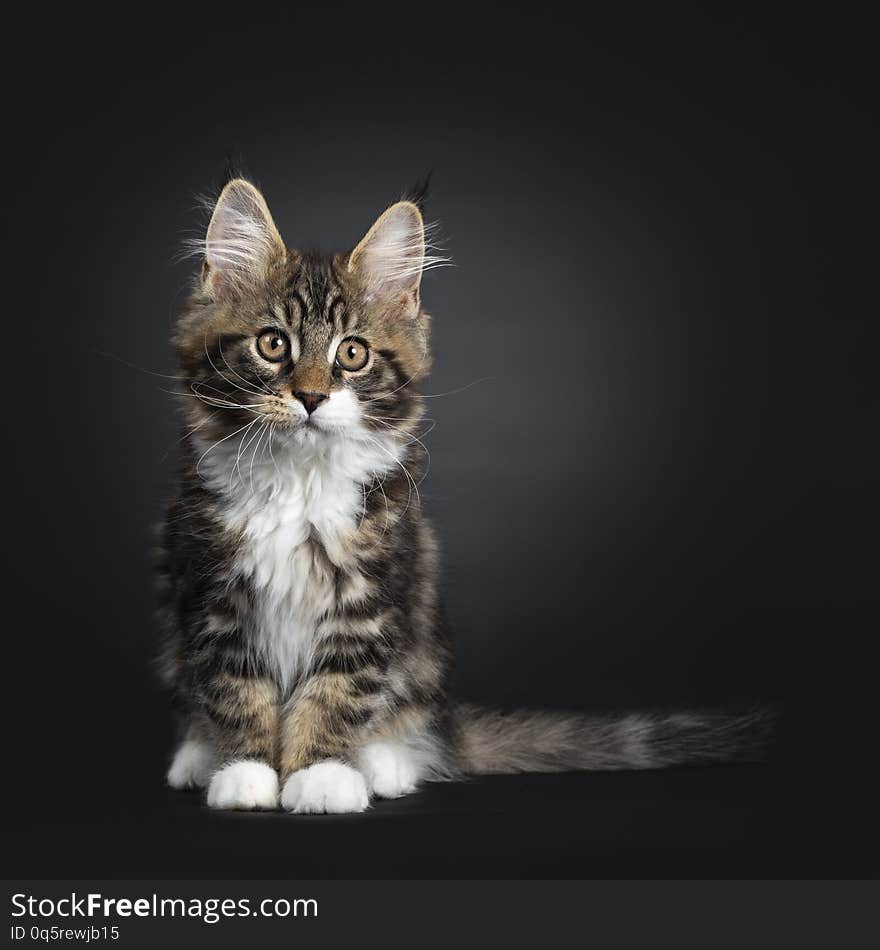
left=294, top=391, right=328, bottom=415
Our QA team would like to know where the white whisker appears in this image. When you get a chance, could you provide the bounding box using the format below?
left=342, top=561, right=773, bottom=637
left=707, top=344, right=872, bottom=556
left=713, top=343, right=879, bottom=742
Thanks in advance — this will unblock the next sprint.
left=159, top=410, right=220, bottom=464
left=218, top=336, right=274, bottom=395
left=420, top=376, right=495, bottom=399
left=362, top=432, right=420, bottom=517
left=363, top=416, right=435, bottom=483
left=203, top=333, right=268, bottom=400
left=195, top=417, right=260, bottom=480
left=231, top=418, right=263, bottom=488
left=267, top=423, right=283, bottom=479
left=360, top=321, right=430, bottom=405
left=249, top=422, right=269, bottom=493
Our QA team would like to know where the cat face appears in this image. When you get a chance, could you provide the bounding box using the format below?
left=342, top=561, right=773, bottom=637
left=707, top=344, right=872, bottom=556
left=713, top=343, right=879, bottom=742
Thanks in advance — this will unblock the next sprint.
left=174, top=180, right=438, bottom=455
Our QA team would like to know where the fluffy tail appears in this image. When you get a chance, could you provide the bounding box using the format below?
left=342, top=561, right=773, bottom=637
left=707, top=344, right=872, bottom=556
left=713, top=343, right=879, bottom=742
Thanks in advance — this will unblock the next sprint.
left=453, top=704, right=774, bottom=774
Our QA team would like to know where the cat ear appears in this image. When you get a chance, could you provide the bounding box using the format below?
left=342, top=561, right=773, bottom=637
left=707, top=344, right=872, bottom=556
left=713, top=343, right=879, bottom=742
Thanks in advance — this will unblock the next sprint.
left=348, top=201, right=425, bottom=314
left=202, top=179, right=284, bottom=297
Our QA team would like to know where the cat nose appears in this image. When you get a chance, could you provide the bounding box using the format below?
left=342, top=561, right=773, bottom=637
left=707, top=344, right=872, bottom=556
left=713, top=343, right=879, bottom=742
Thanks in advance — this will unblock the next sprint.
left=294, top=391, right=328, bottom=415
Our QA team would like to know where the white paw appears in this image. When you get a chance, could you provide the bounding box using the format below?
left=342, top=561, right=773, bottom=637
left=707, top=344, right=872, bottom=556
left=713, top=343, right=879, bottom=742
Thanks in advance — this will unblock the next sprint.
left=167, top=739, right=218, bottom=790
left=206, top=760, right=279, bottom=810
left=281, top=760, right=369, bottom=814
left=358, top=741, right=421, bottom=799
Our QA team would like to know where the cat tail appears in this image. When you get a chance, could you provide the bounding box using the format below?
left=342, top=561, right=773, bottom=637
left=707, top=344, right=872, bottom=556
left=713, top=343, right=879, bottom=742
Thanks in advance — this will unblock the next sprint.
left=452, top=703, right=776, bottom=774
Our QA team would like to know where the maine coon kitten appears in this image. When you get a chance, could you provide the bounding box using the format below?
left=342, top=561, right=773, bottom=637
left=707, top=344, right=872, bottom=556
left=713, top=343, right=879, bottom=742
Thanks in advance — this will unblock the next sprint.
left=158, top=178, right=769, bottom=813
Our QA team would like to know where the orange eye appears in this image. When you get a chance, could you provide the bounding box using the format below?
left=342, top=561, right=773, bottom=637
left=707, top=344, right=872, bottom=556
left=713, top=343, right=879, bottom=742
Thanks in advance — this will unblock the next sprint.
left=336, top=338, right=369, bottom=371
left=256, top=330, right=290, bottom=362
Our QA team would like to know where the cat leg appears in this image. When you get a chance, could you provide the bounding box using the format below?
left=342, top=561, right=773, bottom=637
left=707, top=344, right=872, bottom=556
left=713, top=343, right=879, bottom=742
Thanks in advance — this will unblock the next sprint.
left=356, top=740, right=422, bottom=799
left=280, top=760, right=370, bottom=814
left=197, top=673, right=281, bottom=811
left=277, top=660, right=380, bottom=814
left=278, top=657, right=445, bottom=812
left=167, top=727, right=218, bottom=790
left=357, top=713, right=453, bottom=798
left=281, top=734, right=439, bottom=810
left=206, top=759, right=280, bottom=810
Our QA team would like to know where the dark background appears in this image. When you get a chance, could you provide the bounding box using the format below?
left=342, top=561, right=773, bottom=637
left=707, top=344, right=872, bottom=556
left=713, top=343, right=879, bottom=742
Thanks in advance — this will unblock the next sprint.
left=5, top=10, right=877, bottom=878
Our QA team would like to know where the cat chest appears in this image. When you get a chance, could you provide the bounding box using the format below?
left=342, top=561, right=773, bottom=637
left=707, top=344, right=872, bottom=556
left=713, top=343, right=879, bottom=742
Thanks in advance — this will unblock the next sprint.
left=230, top=489, right=359, bottom=688
left=246, top=531, right=338, bottom=612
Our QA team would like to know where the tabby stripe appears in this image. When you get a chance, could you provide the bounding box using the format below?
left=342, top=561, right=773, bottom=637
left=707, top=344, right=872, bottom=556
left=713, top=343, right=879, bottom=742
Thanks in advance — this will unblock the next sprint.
left=312, top=641, right=389, bottom=667
left=328, top=295, right=345, bottom=326
left=289, top=290, right=309, bottom=326
left=202, top=701, right=261, bottom=731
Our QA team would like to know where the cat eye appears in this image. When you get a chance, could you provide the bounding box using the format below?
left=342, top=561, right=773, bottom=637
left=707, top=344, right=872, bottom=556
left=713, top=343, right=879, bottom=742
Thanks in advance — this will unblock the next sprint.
left=256, top=329, right=290, bottom=362
left=336, top=338, right=370, bottom=372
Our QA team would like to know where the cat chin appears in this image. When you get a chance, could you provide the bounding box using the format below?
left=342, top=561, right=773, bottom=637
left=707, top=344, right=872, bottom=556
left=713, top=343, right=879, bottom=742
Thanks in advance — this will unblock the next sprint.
left=281, top=417, right=373, bottom=447
left=284, top=421, right=348, bottom=448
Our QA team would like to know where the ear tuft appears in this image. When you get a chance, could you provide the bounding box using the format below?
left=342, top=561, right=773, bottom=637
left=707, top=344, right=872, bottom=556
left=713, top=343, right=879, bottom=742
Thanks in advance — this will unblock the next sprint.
left=202, top=179, right=284, bottom=297
left=349, top=201, right=444, bottom=311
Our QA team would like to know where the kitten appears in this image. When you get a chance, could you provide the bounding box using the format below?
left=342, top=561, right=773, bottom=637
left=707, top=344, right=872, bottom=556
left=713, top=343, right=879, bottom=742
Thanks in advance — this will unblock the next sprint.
left=158, top=178, right=769, bottom=813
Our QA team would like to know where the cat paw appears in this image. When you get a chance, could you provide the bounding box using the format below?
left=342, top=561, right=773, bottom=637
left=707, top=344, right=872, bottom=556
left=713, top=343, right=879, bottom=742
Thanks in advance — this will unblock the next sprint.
left=167, top=739, right=218, bottom=790
left=281, top=760, right=369, bottom=814
left=206, top=760, right=279, bottom=810
left=358, top=741, right=420, bottom=799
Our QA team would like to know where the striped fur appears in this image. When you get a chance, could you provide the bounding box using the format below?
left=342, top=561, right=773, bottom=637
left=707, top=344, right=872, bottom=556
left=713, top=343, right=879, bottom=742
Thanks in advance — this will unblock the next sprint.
left=159, top=179, right=771, bottom=813
left=453, top=705, right=774, bottom=774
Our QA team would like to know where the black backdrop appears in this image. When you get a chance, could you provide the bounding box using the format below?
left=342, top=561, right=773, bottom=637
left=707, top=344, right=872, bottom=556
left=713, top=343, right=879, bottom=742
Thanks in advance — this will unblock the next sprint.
left=6, top=10, right=878, bottom=877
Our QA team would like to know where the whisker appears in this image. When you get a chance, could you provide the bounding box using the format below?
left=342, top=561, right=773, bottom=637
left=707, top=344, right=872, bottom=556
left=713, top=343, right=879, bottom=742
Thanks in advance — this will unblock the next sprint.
left=92, top=349, right=194, bottom=382
left=191, top=379, right=264, bottom=403
left=366, top=470, right=391, bottom=534
left=362, top=433, right=421, bottom=517
left=182, top=383, right=271, bottom=416
left=203, top=333, right=268, bottom=400
left=420, top=376, right=495, bottom=399
left=357, top=477, right=368, bottom=529
left=249, top=422, right=269, bottom=493
left=359, top=321, right=431, bottom=405
left=195, top=417, right=260, bottom=480
left=219, top=336, right=274, bottom=395
left=362, top=415, right=435, bottom=482
left=267, top=423, right=283, bottom=479
left=231, top=418, right=263, bottom=488
left=178, top=393, right=270, bottom=417
left=159, top=410, right=220, bottom=463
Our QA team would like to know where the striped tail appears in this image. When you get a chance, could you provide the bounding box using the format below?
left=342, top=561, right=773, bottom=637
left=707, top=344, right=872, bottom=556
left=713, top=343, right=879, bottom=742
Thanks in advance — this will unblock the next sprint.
left=453, top=703, right=775, bottom=774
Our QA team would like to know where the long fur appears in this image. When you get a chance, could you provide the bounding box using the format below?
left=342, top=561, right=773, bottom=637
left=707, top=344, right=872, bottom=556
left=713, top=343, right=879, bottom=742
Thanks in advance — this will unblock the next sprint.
left=454, top=705, right=775, bottom=774
left=159, top=176, right=773, bottom=814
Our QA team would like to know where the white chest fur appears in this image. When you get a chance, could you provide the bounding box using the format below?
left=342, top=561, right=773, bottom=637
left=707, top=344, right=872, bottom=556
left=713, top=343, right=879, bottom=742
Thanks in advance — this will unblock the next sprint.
left=195, top=428, right=399, bottom=691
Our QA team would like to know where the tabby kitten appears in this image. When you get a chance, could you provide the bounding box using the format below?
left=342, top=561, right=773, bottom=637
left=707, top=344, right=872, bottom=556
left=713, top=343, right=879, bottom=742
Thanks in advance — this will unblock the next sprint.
left=159, top=178, right=767, bottom=813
